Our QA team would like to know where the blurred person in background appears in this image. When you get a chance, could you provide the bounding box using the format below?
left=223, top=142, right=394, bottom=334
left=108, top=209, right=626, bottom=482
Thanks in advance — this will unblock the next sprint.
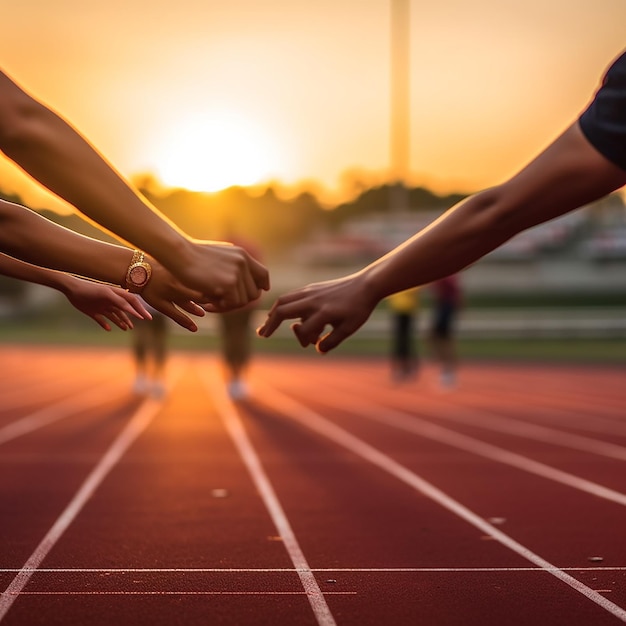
left=0, top=68, right=269, bottom=318
left=217, top=230, right=263, bottom=400
left=428, top=274, right=462, bottom=389
left=387, top=287, right=420, bottom=382
left=258, top=48, right=626, bottom=352
left=132, top=304, right=169, bottom=399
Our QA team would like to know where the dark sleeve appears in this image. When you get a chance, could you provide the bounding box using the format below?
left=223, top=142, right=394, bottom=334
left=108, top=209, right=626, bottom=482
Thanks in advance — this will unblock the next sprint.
left=579, top=49, right=626, bottom=171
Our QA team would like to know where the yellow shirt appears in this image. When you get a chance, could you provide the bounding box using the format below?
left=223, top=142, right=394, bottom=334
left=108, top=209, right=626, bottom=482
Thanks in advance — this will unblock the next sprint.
left=387, top=288, right=419, bottom=313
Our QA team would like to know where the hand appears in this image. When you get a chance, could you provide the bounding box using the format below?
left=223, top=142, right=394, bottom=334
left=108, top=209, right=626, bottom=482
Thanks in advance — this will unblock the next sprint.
left=141, top=258, right=206, bottom=332
left=178, top=240, right=270, bottom=311
left=63, top=279, right=152, bottom=331
left=257, top=272, right=378, bottom=353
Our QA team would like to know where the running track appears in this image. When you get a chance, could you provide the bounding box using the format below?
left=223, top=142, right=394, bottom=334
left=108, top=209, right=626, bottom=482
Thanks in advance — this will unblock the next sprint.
left=1, top=346, right=625, bottom=625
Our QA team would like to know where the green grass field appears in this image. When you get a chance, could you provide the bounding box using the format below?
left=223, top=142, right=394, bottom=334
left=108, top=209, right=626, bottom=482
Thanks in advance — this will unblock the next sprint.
left=1, top=315, right=625, bottom=365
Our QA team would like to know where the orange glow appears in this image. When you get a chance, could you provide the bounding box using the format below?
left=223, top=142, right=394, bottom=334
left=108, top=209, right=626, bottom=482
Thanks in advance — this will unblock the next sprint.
left=1, top=1, right=625, bottom=206
left=153, top=113, right=278, bottom=193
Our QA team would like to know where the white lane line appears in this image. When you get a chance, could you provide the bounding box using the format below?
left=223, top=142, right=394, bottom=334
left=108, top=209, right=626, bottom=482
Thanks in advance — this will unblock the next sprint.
left=15, top=591, right=356, bottom=596
left=199, top=365, right=337, bottom=626
left=298, top=386, right=626, bottom=507
left=257, top=385, right=626, bottom=623
left=2, top=566, right=625, bottom=573
left=0, top=396, right=164, bottom=622
left=298, top=368, right=626, bottom=449
left=377, top=389, right=626, bottom=461
left=0, top=384, right=128, bottom=447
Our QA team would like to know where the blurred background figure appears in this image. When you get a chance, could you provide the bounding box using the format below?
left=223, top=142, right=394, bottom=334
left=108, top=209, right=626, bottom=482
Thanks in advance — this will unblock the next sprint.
left=428, top=274, right=462, bottom=389
left=132, top=304, right=169, bottom=399
left=387, top=287, right=420, bottom=382
left=217, top=232, right=263, bottom=401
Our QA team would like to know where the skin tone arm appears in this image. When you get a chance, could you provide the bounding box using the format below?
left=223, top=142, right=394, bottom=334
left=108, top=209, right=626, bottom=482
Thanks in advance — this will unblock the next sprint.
left=0, top=69, right=269, bottom=309
left=258, top=122, right=626, bottom=352
left=0, top=253, right=152, bottom=331
left=0, top=199, right=206, bottom=331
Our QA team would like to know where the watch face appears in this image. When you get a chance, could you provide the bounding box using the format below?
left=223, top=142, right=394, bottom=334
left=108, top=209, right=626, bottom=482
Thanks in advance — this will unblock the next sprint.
left=129, top=264, right=149, bottom=286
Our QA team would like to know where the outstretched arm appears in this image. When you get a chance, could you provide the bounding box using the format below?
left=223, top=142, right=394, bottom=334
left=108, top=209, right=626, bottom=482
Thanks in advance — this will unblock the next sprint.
left=0, top=253, right=152, bottom=331
left=0, top=199, right=206, bottom=331
left=258, top=123, right=626, bottom=352
left=0, top=69, right=269, bottom=309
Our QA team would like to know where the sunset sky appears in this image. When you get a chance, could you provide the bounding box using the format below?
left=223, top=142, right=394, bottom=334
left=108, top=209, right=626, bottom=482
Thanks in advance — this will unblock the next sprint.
left=1, top=0, right=626, bottom=211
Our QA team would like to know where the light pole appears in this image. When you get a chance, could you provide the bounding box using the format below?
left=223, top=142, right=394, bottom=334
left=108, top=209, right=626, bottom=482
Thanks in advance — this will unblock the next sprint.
left=390, top=0, right=410, bottom=212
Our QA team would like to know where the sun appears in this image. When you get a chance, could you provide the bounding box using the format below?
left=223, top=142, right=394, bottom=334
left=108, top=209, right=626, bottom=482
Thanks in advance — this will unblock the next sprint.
left=154, top=112, right=273, bottom=192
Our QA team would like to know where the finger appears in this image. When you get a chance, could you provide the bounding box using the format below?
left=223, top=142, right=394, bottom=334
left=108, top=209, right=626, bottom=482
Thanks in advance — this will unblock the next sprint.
left=93, top=314, right=112, bottom=332
left=199, top=302, right=220, bottom=313
left=291, top=323, right=314, bottom=348
left=316, top=323, right=354, bottom=353
left=176, top=299, right=206, bottom=317
left=291, top=314, right=329, bottom=347
left=249, top=256, right=270, bottom=291
left=241, top=263, right=261, bottom=304
left=105, top=310, right=128, bottom=330
left=257, top=313, right=283, bottom=338
left=258, top=299, right=311, bottom=337
left=213, top=286, right=242, bottom=312
left=123, top=294, right=152, bottom=320
left=157, top=302, right=198, bottom=332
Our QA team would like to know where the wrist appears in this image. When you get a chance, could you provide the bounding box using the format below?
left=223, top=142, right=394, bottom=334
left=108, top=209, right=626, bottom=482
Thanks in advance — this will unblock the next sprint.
left=358, top=266, right=388, bottom=308
left=140, top=228, right=193, bottom=278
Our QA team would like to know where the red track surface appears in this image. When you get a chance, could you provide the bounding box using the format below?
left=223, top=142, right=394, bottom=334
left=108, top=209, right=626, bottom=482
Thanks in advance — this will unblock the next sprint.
left=1, top=346, right=625, bottom=625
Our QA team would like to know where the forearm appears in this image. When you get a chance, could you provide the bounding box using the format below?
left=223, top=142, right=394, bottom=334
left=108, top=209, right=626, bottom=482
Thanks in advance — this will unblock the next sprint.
left=362, top=123, right=626, bottom=303
left=361, top=189, right=515, bottom=301
left=0, top=253, right=78, bottom=293
left=0, top=200, right=133, bottom=286
left=0, top=71, right=192, bottom=273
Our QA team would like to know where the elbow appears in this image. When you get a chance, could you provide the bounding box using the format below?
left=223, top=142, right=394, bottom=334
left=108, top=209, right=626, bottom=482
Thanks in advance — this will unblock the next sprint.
left=462, top=185, right=528, bottom=240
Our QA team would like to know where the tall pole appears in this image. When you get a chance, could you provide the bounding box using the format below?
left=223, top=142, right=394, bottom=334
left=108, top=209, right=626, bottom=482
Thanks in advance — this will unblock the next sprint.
left=390, top=0, right=410, bottom=211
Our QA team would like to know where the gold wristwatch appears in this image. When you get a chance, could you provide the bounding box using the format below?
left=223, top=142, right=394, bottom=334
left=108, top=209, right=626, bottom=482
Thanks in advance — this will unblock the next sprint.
left=125, top=250, right=152, bottom=293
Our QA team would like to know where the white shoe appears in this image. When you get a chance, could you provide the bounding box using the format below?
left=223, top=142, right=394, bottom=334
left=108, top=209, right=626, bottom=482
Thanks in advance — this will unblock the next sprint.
left=150, top=381, right=167, bottom=400
left=227, top=380, right=249, bottom=400
left=440, top=370, right=456, bottom=389
left=132, top=375, right=149, bottom=396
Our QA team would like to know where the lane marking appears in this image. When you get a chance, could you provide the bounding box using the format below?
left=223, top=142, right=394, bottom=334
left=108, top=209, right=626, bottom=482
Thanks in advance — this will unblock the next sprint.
left=2, top=566, right=625, bottom=573
left=361, top=383, right=626, bottom=461
left=0, top=396, right=165, bottom=621
left=13, top=591, right=356, bottom=596
left=257, top=385, right=626, bottom=623
left=199, top=364, right=336, bottom=626
left=295, top=365, right=626, bottom=445
left=294, top=385, right=626, bottom=507
left=0, top=380, right=126, bottom=447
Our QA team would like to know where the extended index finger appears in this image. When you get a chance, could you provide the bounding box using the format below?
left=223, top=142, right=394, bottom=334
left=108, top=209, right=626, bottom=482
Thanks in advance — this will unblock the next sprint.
left=257, top=297, right=311, bottom=338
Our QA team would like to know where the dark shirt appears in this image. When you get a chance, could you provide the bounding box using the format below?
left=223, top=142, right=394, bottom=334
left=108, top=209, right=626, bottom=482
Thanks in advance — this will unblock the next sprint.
left=431, top=275, right=461, bottom=307
left=579, top=49, right=626, bottom=171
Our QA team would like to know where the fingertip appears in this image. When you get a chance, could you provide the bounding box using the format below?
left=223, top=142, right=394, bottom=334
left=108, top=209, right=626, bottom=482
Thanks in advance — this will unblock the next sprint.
left=291, top=323, right=310, bottom=348
left=316, top=340, right=331, bottom=354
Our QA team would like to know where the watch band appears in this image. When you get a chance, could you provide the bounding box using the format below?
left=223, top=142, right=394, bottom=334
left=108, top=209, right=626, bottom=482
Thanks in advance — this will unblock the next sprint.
left=125, top=249, right=152, bottom=293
